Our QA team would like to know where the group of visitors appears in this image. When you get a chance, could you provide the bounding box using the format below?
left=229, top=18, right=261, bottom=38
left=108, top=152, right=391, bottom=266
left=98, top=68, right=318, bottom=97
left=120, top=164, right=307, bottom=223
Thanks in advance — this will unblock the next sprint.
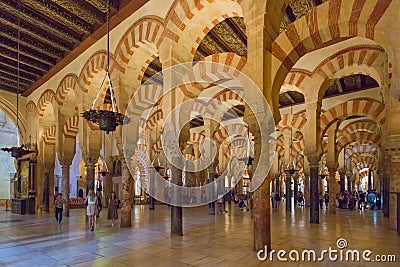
left=54, top=190, right=119, bottom=231
left=316, top=189, right=382, bottom=211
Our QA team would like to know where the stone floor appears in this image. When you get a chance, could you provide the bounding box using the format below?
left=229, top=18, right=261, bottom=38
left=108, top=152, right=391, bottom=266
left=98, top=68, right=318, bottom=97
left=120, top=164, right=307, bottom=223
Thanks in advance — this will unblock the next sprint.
left=0, top=201, right=399, bottom=267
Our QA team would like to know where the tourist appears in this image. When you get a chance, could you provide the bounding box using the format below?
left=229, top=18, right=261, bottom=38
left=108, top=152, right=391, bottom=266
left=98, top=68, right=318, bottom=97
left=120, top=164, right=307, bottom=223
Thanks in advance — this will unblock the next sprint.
left=85, top=190, right=97, bottom=231
left=54, top=193, right=65, bottom=223
left=358, top=191, right=366, bottom=211
left=367, top=190, right=376, bottom=210
left=319, top=192, right=324, bottom=209
left=217, top=194, right=227, bottom=214
left=107, top=191, right=118, bottom=226
left=324, top=191, right=329, bottom=209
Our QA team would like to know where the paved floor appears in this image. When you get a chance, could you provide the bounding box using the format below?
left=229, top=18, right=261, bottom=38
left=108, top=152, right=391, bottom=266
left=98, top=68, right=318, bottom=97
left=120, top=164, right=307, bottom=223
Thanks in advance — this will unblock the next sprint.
left=0, top=201, right=399, bottom=267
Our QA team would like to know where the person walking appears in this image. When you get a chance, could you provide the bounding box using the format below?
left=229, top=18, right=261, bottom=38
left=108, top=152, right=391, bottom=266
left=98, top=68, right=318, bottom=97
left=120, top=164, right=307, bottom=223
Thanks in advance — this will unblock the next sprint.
left=85, top=190, right=97, bottom=231
left=107, top=191, right=118, bottom=226
left=54, top=193, right=65, bottom=223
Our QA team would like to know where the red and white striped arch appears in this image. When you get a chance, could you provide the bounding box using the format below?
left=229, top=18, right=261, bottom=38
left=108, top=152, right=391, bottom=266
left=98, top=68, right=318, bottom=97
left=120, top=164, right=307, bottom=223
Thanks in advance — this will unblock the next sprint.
left=163, top=0, right=243, bottom=63
left=277, top=114, right=307, bottom=132
left=55, top=74, right=80, bottom=106
left=78, top=51, right=123, bottom=94
left=127, top=84, right=163, bottom=116
left=43, top=126, right=56, bottom=145
left=320, top=98, right=385, bottom=135
left=270, top=0, right=392, bottom=111
left=189, top=132, right=205, bottom=144
left=336, top=131, right=381, bottom=154
left=284, top=45, right=386, bottom=93
left=346, top=143, right=378, bottom=158
left=339, top=120, right=381, bottom=137
left=63, top=116, right=79, bottom=139
left=179, top=53, right=246, bottom=98
left=213, top=123, right=247, bottom=144
left=37, top=89, right=56, bottom=117
left=114, top=16, right=164, bottom=66
left=272, top=0, right=391, bottom=71
left=141, top=109, right=163, bottom=131
left=152, top=139, right=163, bottom=154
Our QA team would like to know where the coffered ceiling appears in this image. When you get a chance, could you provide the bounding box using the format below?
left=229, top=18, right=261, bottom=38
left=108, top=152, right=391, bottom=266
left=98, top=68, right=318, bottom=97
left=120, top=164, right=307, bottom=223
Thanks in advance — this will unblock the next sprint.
left=0, top=0, right=148, bottom=96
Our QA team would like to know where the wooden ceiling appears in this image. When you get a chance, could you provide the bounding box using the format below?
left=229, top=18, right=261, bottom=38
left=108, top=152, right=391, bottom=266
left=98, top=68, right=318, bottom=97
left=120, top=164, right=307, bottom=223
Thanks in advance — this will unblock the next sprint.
left=279, top=74, right=380, bottom=108
left=0, top=0, right=149, bottom=96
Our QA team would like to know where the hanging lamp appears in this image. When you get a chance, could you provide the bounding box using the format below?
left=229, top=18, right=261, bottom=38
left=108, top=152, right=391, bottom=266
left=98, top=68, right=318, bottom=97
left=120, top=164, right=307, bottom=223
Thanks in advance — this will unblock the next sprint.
left=82, top=0, right=129, bottom=134
left=1, top=2, right=37, bottom=158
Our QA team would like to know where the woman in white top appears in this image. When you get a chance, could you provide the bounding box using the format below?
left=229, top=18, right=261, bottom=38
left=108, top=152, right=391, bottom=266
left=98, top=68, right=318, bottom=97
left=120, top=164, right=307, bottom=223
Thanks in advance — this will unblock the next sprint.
left=85, top=190, right=97, bottom=231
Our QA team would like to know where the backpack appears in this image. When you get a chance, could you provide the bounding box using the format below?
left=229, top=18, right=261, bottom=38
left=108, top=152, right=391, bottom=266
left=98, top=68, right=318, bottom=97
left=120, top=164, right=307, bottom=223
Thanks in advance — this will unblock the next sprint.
left=275, top=194, right=280, bottom=201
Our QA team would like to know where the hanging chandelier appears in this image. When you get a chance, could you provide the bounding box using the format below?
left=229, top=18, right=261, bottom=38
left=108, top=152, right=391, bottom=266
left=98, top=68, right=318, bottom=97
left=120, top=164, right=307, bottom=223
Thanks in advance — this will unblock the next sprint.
left=82, top=0, right=129, bottom=134
left=1, top=2, right=37, bottom=158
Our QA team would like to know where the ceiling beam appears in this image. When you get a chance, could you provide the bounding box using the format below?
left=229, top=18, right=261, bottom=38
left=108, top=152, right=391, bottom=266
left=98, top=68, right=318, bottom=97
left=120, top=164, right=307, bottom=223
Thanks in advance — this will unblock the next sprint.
left=50, top=0, right=105, bottom=25
left=0, top=72, right=31, bottom=86
left=0, top=68, right=35, bottom=83
left=0, top=29, right=63, bottom=59
left=0, top=42, right=55, bottom=66
left=285, top=92, right=296, bottom=104
left=336, top=79, right=344, bottom=93
left=20, top=0, right=92, bottom=36
left=0, top=61, right=41, bottom=80
left=0, top=17, right=70, bottom=52
left=24, top=0, right=150, bottom=96
left=0, top=48, right=48, bottom=73
left=0, top=1, right=81, bottom=45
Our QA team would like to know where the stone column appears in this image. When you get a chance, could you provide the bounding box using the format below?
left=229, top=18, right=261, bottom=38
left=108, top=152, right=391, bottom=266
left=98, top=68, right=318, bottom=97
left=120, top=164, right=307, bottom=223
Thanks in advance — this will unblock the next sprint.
left=340, top=172, right=345, bottom=193
left=327, top=167, right=338, bottom=214
left=148, top=167, right=156, bottom=210
left=85, top=159, right=96, bottom=192
left=368, top=169, right=372, bottom=191
left=253, top=174, right=271, bottom=250
left=61, top=164, right=71, bottom=216
left=383, top=173, right=390, bottom=217
left=309, top=158, right=319, bottom=224
left=284, top=171, right=292, bottom=211
left=120, top=157, right=133, bottom=227
left=207, top=164, right=216, bottom=215
left=303, top=172, right=310, bottom=207
left=170, top=157, right=183, bottom=236
left=43, top=170, right=50, bottom=213
left=293, top=173, right=298, bottom=204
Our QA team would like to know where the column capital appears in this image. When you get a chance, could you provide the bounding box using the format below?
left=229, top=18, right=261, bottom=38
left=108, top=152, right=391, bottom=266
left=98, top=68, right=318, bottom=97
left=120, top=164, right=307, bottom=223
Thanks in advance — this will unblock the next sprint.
left=305, top=155, right=320, bottom=168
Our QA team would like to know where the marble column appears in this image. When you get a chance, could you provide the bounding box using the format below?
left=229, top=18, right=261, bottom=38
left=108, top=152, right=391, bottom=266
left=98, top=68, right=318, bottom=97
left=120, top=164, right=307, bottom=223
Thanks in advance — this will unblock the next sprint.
left=340, top=172, right=345, bottom=193
left=368, top=169, right=372, bottom=191
left=208, top=164, right=216, bottom=215
left=309, top=162, right=319, bottom=224
left=171, top=157, right=183, bottom=236
left=149, top=167, right=156, bottom=210
left=61, top=165, right=71, bottom=217
left=120, top=158, right=133, bottom=227
left=85, top=160, right=96, bottom=192
left=383, top=174, right=389, bottom=217
left=304, top=173, right=310, bottom=207
left=327, top=168, right=338, bottom=214
left=253, top=173, right=271, bottom=251
left=43, top=170, right=50, bottom=213
left=293, top=174, right=298, bottom=204
left=285, top=172, right=292, bottom=211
